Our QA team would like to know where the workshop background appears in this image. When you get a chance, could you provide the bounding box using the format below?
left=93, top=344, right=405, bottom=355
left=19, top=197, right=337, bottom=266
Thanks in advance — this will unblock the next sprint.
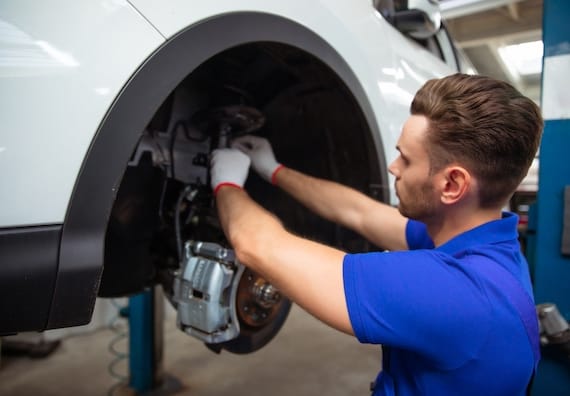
left=1, top=0, right=569, bottom=395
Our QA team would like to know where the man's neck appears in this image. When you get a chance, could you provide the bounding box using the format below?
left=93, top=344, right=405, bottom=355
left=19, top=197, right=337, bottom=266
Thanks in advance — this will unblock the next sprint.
left=426, top=207, right=503, bottom=247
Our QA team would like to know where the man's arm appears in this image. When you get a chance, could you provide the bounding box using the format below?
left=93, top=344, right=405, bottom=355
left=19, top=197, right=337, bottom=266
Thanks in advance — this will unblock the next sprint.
left=273, top=166, right=408, bottom=251
left=232, top=135, right=408, bottom=251
left=216, top=185, right=354, bottom=335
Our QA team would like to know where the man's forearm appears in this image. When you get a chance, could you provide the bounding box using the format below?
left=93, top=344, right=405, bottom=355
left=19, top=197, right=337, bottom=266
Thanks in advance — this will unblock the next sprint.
left=274, top=167, right=408, bottom=250
left=215, top=185, right=284, bottom=269
left=273, top=167, right=365, bottom=225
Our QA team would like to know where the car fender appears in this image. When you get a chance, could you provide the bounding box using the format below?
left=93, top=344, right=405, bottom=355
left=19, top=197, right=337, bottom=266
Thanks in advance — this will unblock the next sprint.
left=0, top=0, right=164, bottom=228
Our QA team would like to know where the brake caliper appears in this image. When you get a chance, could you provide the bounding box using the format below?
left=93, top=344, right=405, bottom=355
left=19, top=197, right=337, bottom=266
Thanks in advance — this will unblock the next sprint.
left=172, top=241, right=244, bottom=344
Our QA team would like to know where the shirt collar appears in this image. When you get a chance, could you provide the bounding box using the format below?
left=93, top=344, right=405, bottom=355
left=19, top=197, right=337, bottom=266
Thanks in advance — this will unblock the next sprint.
left=436, top=212, right=520, bottom=255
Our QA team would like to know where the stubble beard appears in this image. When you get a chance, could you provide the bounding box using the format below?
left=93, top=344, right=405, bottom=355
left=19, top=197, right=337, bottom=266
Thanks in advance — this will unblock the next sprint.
left=396, top=179, right=438, bottom=222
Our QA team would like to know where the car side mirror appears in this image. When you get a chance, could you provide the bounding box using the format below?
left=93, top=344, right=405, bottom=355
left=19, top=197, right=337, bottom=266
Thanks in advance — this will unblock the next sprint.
left=374, top=0, right=441, bottom=39
left=393, top=7, right=441, bottom=39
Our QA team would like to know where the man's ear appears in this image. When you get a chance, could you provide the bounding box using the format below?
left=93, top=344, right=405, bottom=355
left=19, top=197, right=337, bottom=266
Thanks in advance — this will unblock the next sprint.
left=439, top=166, right=471, bottom=205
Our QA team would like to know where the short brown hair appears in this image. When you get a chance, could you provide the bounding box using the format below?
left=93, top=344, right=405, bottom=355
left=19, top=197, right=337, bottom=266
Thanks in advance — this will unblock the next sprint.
left=411, top=73, right=543, bottom=208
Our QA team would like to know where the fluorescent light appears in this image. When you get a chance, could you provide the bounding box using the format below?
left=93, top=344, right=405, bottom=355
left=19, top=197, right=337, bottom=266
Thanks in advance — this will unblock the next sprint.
left=498, top=40, right=543, bottom=78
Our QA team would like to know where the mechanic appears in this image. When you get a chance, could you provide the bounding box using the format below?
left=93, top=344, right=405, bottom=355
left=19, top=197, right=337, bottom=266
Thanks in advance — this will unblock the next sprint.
left=209, top=73, right=543, bottom=395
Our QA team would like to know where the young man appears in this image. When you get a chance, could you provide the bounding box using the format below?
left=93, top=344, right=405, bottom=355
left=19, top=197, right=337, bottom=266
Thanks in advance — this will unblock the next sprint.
left=209, top=73, right=543, bottom=395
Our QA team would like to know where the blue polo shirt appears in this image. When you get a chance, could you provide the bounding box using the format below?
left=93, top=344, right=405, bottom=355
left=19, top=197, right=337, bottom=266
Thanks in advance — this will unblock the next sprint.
left=343, top=213, right=538, bottom=395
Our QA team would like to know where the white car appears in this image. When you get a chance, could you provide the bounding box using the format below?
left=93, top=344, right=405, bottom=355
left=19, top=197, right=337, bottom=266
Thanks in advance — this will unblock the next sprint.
left=0, top=0, right=464, bottom=352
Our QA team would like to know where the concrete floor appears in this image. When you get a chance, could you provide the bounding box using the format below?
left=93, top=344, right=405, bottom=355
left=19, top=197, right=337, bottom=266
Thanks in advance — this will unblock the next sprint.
left=0, top=305, right=381, bottom=396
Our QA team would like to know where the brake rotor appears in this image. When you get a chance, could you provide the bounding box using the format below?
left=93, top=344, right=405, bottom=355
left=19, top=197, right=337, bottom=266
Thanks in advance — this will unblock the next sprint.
left=236, top=268, right=283, bottom=328
left=206, top=268, right=291, bottom=354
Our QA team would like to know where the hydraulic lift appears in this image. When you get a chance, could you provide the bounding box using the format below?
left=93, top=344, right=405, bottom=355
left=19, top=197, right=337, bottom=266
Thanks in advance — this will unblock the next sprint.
left=127, top=287, right=173, bottom=394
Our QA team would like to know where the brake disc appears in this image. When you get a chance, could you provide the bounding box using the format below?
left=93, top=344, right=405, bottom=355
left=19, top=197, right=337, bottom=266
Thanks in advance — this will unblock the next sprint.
left=216, top=268, right=291, bottom=354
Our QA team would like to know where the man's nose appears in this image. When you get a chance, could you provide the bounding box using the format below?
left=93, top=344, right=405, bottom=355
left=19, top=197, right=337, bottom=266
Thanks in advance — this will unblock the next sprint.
left=388, top=161, right=398, bottom=177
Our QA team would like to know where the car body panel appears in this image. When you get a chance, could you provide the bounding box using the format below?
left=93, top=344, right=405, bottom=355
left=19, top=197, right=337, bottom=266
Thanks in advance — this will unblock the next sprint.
left=0, top=0, right=164, bottom=228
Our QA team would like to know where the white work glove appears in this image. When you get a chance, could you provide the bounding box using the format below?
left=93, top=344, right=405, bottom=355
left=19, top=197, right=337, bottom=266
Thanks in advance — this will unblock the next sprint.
left=232, top=135, right=283, bottom=184
left=210, top=148, right=251, bottom=194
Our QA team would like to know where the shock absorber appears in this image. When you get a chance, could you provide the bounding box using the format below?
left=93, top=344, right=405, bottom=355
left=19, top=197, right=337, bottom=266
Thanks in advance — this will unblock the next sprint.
left=191, top=105, right=265, bottom=149
left=218, top=123, right=232, bottom=149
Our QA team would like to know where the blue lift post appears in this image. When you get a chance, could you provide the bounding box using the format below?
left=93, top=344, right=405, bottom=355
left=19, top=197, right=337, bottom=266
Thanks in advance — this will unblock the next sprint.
left=129, top=288, right=160, bottom=393
left=128, top=286, right=179, bottom=395
left=531, top=1, right=570, bottom=394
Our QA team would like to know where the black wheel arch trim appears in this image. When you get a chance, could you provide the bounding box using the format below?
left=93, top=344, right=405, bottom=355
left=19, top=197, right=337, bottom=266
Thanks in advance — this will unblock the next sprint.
left=51, top=12, right=389, bottom=329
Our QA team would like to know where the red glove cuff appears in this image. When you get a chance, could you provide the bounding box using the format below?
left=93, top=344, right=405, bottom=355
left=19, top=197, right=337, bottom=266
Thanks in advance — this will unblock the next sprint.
left=214, top=182, right=243, bottom=196
left=271, top=164, right=285, bottom=185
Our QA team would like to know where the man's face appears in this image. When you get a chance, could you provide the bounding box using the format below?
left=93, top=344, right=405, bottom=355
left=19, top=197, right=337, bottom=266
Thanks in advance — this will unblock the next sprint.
left=388, top=115, right=440, bottom=221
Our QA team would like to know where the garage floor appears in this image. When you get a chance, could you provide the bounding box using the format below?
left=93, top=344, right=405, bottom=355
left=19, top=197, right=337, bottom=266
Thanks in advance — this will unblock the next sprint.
left=0, top=305, right=380, bottom=396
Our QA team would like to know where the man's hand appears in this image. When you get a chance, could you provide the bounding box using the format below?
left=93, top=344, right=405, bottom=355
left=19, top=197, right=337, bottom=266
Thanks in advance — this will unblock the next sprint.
left=232, top=135, right=282, bottom=184
left=210, top=148, right=251, bottom=194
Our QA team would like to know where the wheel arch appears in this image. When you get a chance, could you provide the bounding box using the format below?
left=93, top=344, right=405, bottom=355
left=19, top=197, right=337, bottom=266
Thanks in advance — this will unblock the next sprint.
left=52, top=12, right=388, bottom=329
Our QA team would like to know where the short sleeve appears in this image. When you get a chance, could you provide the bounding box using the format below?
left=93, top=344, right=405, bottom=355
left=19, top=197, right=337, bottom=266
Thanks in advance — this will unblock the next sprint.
left=406, top=219, right=434, bottom=250
left=343, top=250, right=491, bottom=368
